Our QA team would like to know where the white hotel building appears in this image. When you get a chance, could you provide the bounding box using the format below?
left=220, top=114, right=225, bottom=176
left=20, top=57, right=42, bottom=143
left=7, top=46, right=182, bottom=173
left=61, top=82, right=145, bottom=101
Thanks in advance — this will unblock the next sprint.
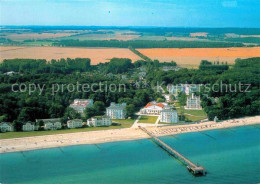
left=160, top=108, right=179, bottom=123
left=87, top=116, right=112, bottom=127
left=140, top=102, right=168, bottom=115
left=185, top=93, right=202, bottom=110
left=106, top=102, right=127, bottom=119
left=69, top=99, right=93, bottom=114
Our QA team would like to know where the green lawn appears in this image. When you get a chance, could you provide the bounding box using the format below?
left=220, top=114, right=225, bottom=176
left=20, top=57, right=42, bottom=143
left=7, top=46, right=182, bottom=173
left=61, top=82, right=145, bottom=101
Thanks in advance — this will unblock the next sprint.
left=0, top=118, right=137, bottom=139
left=138, top=116, right=158, bottom=124
left=112, top=118, right=137, bottom=128
left=176, top=107, right=207, bottom=122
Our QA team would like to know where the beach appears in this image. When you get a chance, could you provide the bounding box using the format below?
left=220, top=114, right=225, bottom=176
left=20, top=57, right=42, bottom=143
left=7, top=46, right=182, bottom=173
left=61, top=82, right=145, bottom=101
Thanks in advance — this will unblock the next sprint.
left=0, top=116, right=259, bottom=153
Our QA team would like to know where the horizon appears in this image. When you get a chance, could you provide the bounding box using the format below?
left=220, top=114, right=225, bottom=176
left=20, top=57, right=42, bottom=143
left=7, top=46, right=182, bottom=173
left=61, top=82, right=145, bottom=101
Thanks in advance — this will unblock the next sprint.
left=1, top=25, right=260, bottom=29
left=0, top=0, right=260, bottom=28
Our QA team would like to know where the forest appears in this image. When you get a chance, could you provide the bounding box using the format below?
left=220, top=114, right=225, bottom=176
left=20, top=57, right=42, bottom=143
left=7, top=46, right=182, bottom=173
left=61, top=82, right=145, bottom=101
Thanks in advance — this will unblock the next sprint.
left=0, top=57, right=259, bottom=129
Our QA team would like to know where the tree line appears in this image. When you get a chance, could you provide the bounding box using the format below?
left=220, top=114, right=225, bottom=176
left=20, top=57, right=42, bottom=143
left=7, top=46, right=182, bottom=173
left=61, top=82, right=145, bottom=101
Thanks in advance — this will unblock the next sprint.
left=52, top=39, right=244, bottom=48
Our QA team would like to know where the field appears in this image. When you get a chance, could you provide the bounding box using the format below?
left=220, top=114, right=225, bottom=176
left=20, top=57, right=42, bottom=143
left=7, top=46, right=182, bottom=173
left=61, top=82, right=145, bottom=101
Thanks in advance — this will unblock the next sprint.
left=2, top=33, right=77, bottom=41
left=138, top=47, right=260, bottom=67
left=138, top=116, right=158, bottom=124
left=0, top=46, right=141, bottom=64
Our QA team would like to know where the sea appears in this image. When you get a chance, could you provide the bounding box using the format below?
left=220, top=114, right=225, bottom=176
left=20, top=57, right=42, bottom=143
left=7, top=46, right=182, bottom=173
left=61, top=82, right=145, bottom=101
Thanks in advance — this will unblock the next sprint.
left=1, top=125, right=260, bottom=184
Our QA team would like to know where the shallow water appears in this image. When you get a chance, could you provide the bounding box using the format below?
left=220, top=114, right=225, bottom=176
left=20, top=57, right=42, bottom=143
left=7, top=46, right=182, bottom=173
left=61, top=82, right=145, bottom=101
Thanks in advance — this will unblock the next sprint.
left=1, top=125, right=260, bottom=184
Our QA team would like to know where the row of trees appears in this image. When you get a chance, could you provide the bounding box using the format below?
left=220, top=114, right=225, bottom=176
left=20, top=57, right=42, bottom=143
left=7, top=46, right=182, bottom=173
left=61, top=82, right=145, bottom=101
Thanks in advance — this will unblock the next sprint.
left=52, top=39, right=244, bottom=48
left=0, top=58, right=91, bottom=74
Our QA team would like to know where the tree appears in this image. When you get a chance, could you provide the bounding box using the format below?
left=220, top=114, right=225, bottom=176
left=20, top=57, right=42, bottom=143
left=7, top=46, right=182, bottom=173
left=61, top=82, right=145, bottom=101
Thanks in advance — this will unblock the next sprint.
left=62, top=107, right=81, bottom=123
left=178, top=92, right=187, bottom=106
left=126, top=104, right=135, bottom=118
left=84, top=107, right=96, bottom=119
left=92, top=101, right=105, bottom=115
left=156, top=98, right=164, bottom=103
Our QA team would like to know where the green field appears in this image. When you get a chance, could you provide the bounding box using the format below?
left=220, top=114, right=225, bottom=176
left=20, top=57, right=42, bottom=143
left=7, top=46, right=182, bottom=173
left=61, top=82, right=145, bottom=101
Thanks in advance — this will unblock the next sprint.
left=138, top=116, right=158, bottom=124
left=176, top=107, right=207, bottom=122
left=0, top=118, right=136, bottom=139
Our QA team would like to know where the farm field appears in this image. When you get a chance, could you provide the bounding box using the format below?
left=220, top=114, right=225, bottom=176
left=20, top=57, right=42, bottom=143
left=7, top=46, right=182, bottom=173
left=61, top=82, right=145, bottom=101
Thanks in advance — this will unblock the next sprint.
left=0, top=46, right=141, bottom=64
left=138, top=47, right=260, bottom=67
left=1, top=33, right=78, bottom=41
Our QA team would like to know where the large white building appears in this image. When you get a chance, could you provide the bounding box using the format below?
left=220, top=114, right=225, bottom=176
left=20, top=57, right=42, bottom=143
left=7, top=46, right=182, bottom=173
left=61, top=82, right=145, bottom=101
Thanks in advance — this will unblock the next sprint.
left=106, top=102, right=126, bottom=119
left=87, top=116, right=112, bottom=127
left=140, top=102, right=169, bottom=115
left=22, top=121, right=39, bottom=131
left=0, top=122, right=14, bottom=132
left=185, top=93, right=202, bottom=110
left=69, top=99, right=93, bottom=114
left=160, top=108, right=179, bottom=123
left=67, top=119, right=83, bottom=129
left=36, top=118, right=62, bottom=130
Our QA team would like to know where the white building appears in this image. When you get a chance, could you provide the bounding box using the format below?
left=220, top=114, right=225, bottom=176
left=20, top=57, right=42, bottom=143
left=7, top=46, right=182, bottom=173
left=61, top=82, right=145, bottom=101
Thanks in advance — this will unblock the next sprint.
left=22, top=121, right=39, bottom=131
left=106, top=102, right=126, bottom=119
left=163, top=94, right=171, bottom=102
left=87, top=116, right=112, bottom=127
left=36, top=118, right=62, bottom=130
left=167, top=84, right=201, bottom=96
left=0, top=122, right=14, bottom=132
left=67, top=119, right=83, bottom=129
left=140, top=102, right=168, bottom=115
left=160, top=108, right=179, bottom=123
left=185, top=93, right=202, bottom=110
left=69, top=99, right=93, bottom=114
left=4, top=71, right=18, bottom=76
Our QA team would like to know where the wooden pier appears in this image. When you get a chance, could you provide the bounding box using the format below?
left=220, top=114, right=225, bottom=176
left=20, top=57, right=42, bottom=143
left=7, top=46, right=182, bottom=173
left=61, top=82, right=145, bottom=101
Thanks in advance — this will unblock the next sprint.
left=139, top=126, right=206, bottom=176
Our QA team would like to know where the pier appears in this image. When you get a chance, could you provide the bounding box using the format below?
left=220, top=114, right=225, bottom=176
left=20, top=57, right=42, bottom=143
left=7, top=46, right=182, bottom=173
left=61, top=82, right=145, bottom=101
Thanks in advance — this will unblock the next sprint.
left=139, top=126, right=206, bottom=176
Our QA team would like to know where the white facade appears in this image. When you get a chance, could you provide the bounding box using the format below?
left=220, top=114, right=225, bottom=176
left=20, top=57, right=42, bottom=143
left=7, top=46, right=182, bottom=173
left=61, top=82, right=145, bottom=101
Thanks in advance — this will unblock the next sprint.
left=106, top=103, right=126, bottom=119
left=69, top=99, right=93, bottom=114
left=36, top=118, right=62, bottom=130
left=185, top=93, right=202, bottom=110
left=140, top=102, right=168, bottom=115
left=87, top=116, right=112, bottom=127
left=67, top=119, right=83, bottom=128
left=0, top=122, right=14, bottom=132
left=22, top=122, right=39, bottom=131
left=160, top=109, right=179, bottom=123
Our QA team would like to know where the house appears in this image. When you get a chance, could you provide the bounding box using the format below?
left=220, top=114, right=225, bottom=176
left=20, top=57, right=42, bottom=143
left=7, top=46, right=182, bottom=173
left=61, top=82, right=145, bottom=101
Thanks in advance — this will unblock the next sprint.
left=87, top=116, right=112, bottom=127
left=106, top=102, right=127, bottom=119
left=69, top=99, right=93, bottom=114
left=0, top=122, right=14, bottom=132
left=167, top=84, right=202, bottom=97
left=67, top=119, right=83, bottom=129
left=185, top=93, right=202, bottom=110
left=22, top=121, right=39, bottom=131
left=162, top=66, right=181, bottom=71
left=140, top=102, right=169, bottom=115
left=160, top=108, right=179, bottom=123
left=36, top=118, right=62, bottom=130
left=4, top=71, right=18, bottom=76
left=163, top=94, right=171, bottom=102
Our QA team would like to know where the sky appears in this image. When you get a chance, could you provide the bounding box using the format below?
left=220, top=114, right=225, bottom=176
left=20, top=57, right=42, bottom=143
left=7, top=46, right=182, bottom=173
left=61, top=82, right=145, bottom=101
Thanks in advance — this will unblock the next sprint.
left=0, top=0, right=259, bottom=27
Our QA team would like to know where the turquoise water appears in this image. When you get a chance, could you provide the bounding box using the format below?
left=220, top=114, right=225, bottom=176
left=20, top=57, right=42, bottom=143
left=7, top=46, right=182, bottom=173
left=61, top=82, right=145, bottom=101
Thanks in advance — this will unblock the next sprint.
left=1, top=125, right=260, bottom=184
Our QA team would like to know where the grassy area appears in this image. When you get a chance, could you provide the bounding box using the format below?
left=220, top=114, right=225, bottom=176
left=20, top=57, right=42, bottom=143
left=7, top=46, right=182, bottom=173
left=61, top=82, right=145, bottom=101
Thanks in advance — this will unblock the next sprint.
left=0, top=118, right=137, bottom=139
left=176, top=106, right=207, bottom=122
left=138, top=116, right=158, bottom=124
left=112, top=118, right=136, bottom=128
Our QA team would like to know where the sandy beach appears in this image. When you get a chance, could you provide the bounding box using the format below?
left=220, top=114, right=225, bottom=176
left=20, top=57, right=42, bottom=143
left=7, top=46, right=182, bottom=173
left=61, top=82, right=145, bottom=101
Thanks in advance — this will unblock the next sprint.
left=1, top=116, right=259, bottom=153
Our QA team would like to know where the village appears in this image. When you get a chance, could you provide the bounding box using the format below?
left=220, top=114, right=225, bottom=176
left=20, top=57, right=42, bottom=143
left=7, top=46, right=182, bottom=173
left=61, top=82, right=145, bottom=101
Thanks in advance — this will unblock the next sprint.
left=0, top=83, right=208, bottom=134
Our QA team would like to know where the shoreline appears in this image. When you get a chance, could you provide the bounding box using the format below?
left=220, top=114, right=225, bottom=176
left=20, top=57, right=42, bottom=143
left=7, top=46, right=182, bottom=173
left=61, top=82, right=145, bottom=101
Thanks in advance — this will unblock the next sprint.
left=0, top=116, right=259, bottom=154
